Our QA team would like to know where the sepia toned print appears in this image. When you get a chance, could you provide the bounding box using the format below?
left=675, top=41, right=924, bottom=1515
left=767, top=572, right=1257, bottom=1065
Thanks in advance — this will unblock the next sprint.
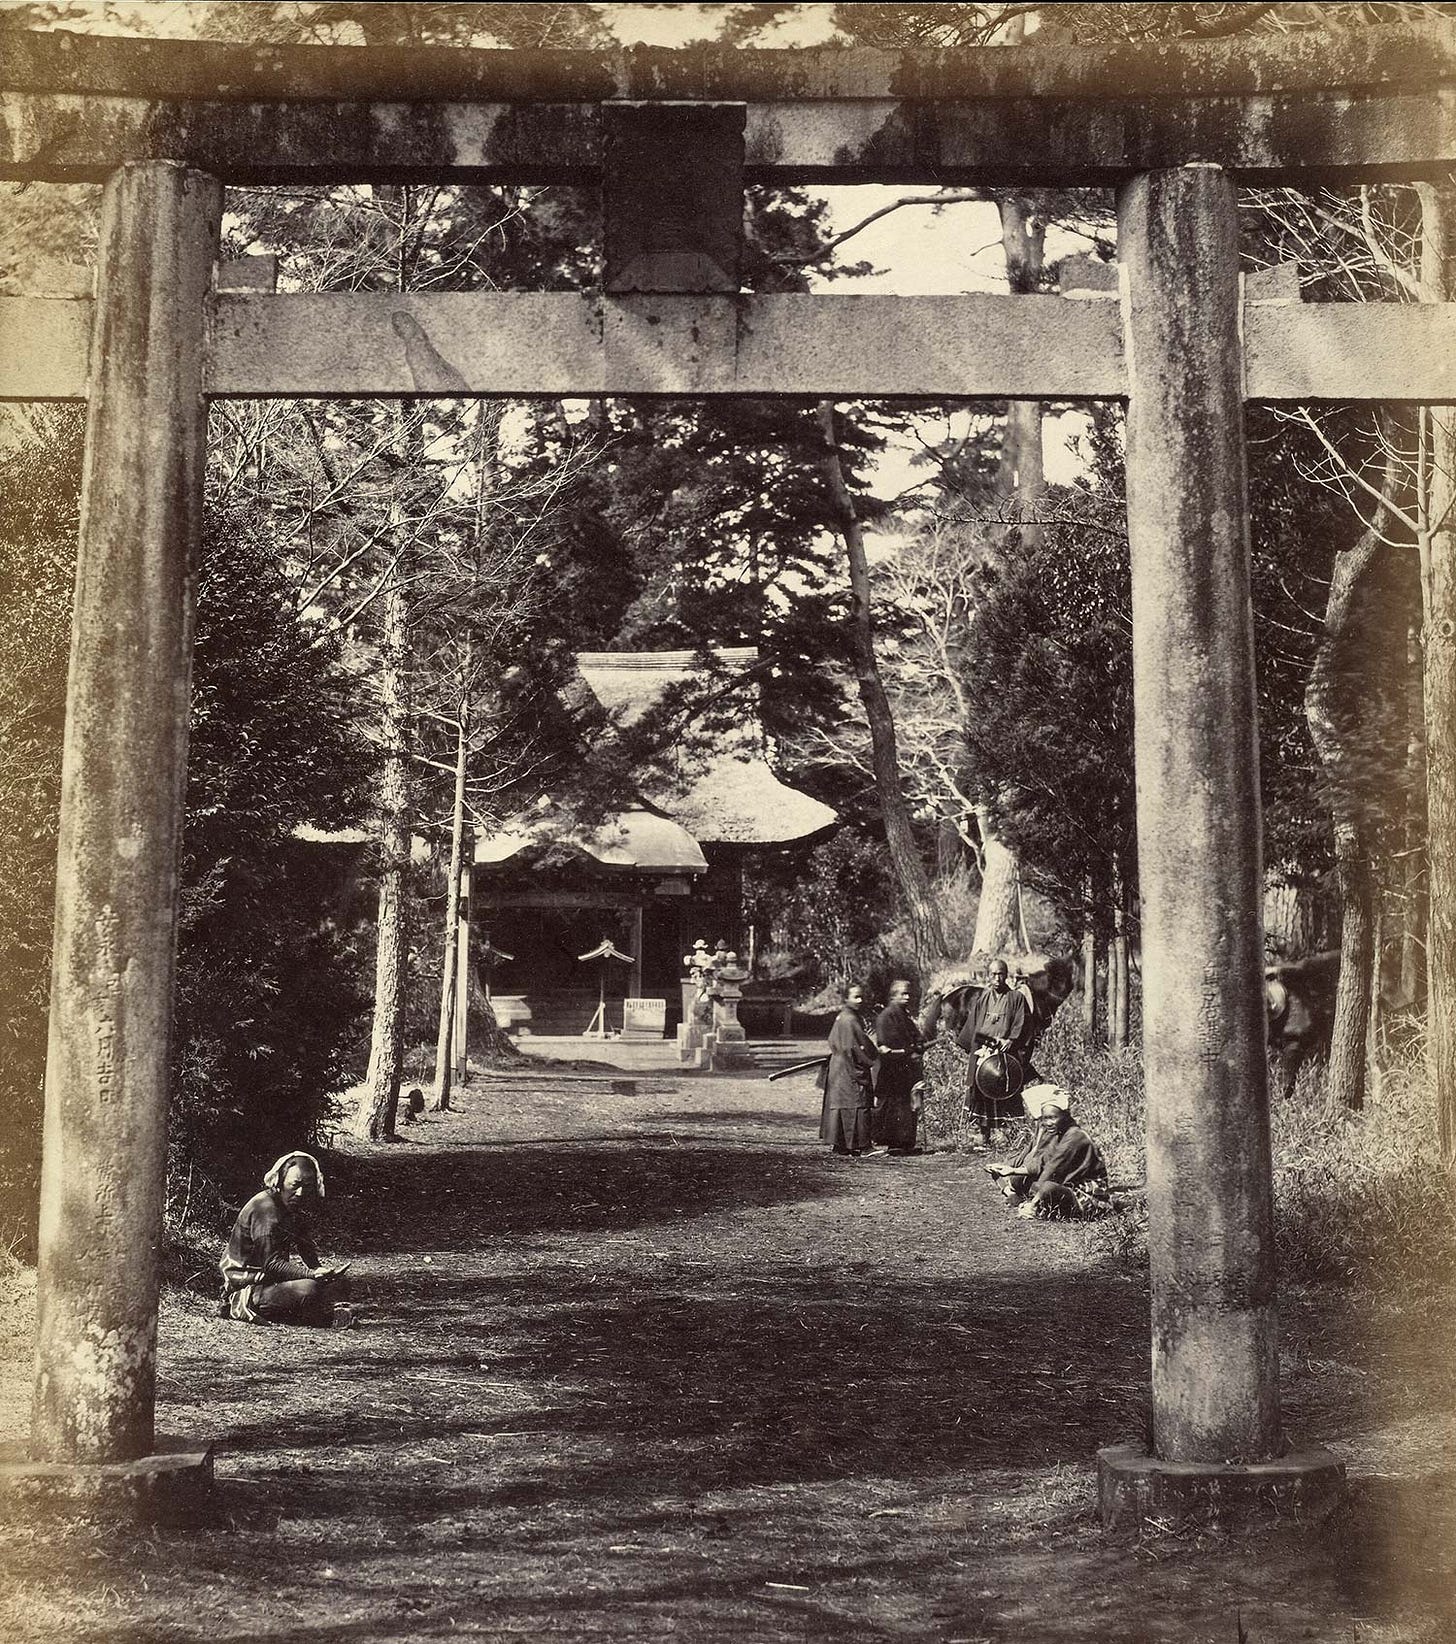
left=0, top=3, right=1452, bottom=1638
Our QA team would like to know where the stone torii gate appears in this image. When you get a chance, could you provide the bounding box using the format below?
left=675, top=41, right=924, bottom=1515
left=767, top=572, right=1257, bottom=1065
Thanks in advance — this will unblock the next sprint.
left=2, top=22, right=1454, bottom=1518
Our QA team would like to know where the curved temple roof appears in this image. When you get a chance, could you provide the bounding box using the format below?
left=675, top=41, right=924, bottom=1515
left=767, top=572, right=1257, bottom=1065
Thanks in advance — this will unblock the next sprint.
left=474, top=807, right=707, bottom=874
left=474, top=649, right=836, bottom=871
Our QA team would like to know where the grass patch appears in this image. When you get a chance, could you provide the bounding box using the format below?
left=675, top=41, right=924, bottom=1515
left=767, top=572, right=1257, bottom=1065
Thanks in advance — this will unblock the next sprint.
left=1269, top=1042, right=1456, bottom=1295
left=921, top=1009, right=1456, bottom=1298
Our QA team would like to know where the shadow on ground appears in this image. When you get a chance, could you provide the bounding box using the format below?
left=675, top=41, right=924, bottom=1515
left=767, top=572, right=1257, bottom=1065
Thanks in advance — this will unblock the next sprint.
left=5, top=1113, right=1453, bottom=1644
left=322, top=1141, right=847, bottom=1252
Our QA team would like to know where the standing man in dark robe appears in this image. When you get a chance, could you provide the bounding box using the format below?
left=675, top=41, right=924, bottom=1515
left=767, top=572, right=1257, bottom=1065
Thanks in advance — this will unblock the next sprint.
left=873, top=977, right=925, bottom=1154
left=958, top=958, right=1031, bottom=1151
left=819, top=981, right=883, bottom=1157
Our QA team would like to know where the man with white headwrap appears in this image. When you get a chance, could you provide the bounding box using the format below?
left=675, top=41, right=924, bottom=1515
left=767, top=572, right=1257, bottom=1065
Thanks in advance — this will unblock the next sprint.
left=219, top=1151, right=353, bottom=1326
left=987, top=1083, right=1110, bottom=1220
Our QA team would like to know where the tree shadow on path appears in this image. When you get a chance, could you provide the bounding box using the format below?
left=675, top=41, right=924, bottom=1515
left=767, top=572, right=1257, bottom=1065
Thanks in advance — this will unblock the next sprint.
left=324, top=1140, right=853, bottom=1252
left=280, top=1257, right=1149, bottom=1515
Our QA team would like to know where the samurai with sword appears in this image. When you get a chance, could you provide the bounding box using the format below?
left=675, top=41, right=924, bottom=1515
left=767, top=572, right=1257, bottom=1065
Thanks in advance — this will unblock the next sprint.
left=871, top=978, right=925, bottom=1154
left=818, top=981, right=886, bottom=1157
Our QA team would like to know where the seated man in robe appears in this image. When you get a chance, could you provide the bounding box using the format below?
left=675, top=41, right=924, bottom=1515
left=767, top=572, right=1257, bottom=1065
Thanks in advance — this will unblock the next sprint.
left=987, top=1083, right=1111, bottom=1220
left=219, top=1151, right=354, bottom=1326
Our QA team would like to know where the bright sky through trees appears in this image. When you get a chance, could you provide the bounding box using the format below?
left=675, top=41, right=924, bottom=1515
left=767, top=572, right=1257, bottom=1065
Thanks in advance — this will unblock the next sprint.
left=4, top=0, right=1092, bottom=489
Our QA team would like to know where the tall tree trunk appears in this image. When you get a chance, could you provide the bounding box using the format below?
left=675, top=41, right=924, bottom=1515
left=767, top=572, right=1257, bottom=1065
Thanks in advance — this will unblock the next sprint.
left=1305, top=476, right=1391, bottom=1113
left=1416, top=180, right=1456, bottom=1168
left=1104, top=866, right=1120, bottom=1050
left=817, top=399, right=947, bottom=971
left=1368, top=899, right=1385, bottom=1104
left=1080, top=872, right=1098, bottom=1038
left=1401, top=624, right=1427, bottom=1008
left=1112, top=857, right=1130, bottom=1048
left=1325, top=821, right=1374, bottom=1113
left=968, top=195, right=1047, bottom=957
left=355, top=179, right=419, bottom=1142
left=356, top=493, right=412, bottom=1140
left=431, top=670, right=471, bottom=1112
left=971, top=807, right=1023, bottom=956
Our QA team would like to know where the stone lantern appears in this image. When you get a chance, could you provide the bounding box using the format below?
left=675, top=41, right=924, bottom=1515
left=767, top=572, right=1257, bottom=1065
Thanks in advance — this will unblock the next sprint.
left=710, top=950, right=753, bottom=1069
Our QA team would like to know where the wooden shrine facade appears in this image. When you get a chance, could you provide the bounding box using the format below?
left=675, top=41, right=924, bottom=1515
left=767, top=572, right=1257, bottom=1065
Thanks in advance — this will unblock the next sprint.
left=3, top=20, right=1454, bottom=1518
left=464, top=649, right=836, bottom=1042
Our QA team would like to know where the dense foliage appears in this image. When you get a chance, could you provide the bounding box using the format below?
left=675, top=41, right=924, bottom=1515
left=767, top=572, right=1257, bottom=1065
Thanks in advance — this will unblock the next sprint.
left=171, top=505, right=373, bottom=1195
left=0, top=409, right=81, bottom=1245
left=0, top=415, right=374, bottom=1244
left=0, top=0, right=1448, bottom=1227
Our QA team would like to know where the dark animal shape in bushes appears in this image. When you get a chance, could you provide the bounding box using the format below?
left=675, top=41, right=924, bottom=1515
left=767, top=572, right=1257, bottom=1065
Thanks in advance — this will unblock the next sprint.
left=1265, top=950, right=1339, bottom=1096
left=920, top=954, right=1077, bottom=1070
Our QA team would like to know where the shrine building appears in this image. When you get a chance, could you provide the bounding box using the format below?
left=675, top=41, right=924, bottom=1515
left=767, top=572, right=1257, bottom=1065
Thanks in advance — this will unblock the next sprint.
left=471, top=648, right=836, bottom=1040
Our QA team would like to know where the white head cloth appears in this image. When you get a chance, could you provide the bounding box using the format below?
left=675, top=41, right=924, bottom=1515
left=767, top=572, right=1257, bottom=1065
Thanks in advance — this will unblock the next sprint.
left=263, top=1150, right=326, bottom=1199
left=1022, top=1082, right=1071, bottom=1118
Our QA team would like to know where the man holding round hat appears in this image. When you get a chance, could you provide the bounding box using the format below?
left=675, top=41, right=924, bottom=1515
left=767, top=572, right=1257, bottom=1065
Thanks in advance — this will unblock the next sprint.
left=956, top=958, right=1032, bottom=1150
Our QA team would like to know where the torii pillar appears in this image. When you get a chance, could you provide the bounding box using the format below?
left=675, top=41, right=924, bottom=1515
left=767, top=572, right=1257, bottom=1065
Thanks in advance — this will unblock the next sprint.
left=3, top=161, right=217, bottom=1517
left=1097, top=164, right=1342, bottom=1526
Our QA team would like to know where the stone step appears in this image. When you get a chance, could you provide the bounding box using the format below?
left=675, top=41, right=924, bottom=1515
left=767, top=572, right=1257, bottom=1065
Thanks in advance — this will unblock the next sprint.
left=744, top=1041, right=827, bottom=1072
left=471, top=1072, right=677, bottom=1098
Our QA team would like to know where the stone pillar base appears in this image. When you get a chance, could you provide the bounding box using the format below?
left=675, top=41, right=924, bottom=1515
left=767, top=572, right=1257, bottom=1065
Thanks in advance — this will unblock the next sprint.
left=0, top=1439, right=214, bottom=1525
left=712, top=1041, right=755, bottom=1069
left=1097, top=1442, right=1345, bottom=1531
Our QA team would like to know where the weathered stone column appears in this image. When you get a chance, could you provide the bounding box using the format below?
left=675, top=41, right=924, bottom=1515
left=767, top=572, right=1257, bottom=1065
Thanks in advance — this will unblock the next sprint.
left=31, top=161, right=219, bottom=1463
left=1118, top=165, right=1281, bottom=1466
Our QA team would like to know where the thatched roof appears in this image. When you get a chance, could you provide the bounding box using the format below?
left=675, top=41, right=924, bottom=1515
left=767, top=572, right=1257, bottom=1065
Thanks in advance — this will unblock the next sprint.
left=576, top=649, right=837, bottom=847
left=473, top=807, right=707, bottom=872
left=665, top=753, right=837, bottom=846
left=473, top=648, right=836, bottom=871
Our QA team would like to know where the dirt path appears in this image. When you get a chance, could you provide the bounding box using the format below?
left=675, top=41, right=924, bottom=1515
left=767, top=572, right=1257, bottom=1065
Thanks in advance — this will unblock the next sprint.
left=1, top=1074, right=1452, bottom=1643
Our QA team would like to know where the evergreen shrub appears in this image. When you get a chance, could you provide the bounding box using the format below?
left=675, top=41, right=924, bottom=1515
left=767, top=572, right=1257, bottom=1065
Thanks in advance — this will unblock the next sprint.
left=921, top=1006, right=1456, bottom=1298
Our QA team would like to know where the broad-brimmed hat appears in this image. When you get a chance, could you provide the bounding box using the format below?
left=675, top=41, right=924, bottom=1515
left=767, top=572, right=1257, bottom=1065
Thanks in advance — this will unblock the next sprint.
left=972, top=1047, right=1024, bottom=1103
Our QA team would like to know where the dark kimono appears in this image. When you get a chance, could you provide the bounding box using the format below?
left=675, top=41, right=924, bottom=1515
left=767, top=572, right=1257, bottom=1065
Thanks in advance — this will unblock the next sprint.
left=818, top=1005, right=878, bottom=1152
left=872, top=1002, right=924, bottom=1150
left=958, top=984, right=1032, bottom=1126
left=220, top=1190, right=320, bottom=1322
left=958, top=984, right=1031, bottom=1054
left=1015, top=1120, right=1111, bottom=1217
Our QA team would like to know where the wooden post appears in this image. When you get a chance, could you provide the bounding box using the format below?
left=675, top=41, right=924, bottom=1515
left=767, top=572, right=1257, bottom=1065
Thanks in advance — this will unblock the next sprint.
left=628, top=904, right=644, bottom=999
left=452, top=855, right=472, bottom=1083
left=31, top=161, right=219, bottom=1464
left=1118, top=165, right=1282, bottom=1466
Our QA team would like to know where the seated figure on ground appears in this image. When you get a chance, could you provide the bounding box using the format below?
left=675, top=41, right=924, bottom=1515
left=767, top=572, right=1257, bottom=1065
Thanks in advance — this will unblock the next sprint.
left=987, top=1083, right=1111, bottom=1220
left=219, top=1151, right=354, bottom=1326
